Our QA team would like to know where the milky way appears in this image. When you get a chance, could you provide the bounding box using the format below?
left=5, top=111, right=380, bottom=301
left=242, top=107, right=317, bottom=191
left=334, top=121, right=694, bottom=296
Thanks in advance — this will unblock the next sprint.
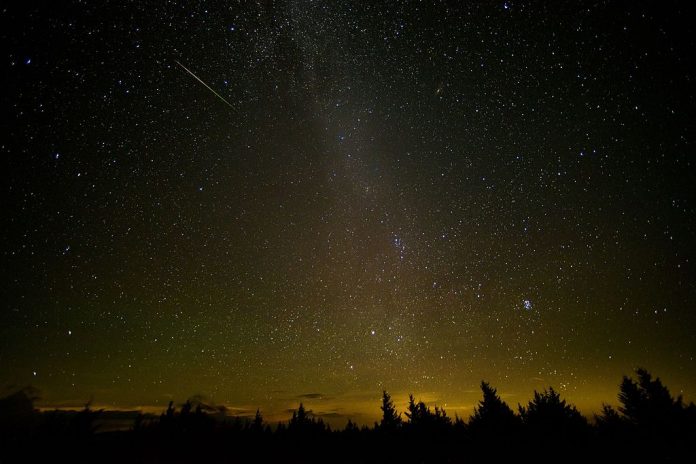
left=3, top=1, right=695, bottom=424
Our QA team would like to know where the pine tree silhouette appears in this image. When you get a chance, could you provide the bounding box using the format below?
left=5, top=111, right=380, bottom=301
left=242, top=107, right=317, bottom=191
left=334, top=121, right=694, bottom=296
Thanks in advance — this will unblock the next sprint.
left=252, top=408, right=264, bottom=432
left=594, top=403, right=626, bottom=441
left=469, top=381, right=520, bottom=436
left=615, top=367, right=696, bottom=440
left=379, top=390, right=402, bottom=430
left=290, top=403, right=308, bottom=427
left=519, top=387, right=587, bottom=439
left=619, top=368, right=678, bottom=427
left=344, top=419, right=359, bottom=433
left=404, top=394, right=451, bottom=431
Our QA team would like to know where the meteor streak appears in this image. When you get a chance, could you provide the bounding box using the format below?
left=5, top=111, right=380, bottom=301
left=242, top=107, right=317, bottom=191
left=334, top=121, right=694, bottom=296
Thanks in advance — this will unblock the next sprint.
left=174, top=60, right=234, bottom=108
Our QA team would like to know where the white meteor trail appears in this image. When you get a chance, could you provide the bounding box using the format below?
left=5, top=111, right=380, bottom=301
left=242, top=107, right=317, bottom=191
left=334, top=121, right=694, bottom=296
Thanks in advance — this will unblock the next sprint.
left=174, top=60, right=234, bottom=108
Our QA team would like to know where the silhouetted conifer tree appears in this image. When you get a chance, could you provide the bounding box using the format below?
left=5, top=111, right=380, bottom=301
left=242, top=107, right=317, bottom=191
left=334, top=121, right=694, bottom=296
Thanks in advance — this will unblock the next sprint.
left=379, top=390, right=402, bottom=430
left=290, top=403, right=308, bottom=427
left=519, top=387, right=587, bottom=439
left=619, top=368, right=680, bottom=428
left=595, top=404, right=622, bottom=427
left=594, top=403, right=627, bottom=441
left=405, top=394, right=418, bottom=425
left=180, top=400, right=192, bottom=417
left=344, top=419, right=359, bottom=433
left=613, top=367, right=696, bottom=441
left=252, top=408, right=263, bottom=432
left=469, top=381, right=520, bottom=436
left=404, top=394, right=451, bottom=430
left=163, top=401, right=175, bottom=422
left=289, top=402, right=326, bottom=434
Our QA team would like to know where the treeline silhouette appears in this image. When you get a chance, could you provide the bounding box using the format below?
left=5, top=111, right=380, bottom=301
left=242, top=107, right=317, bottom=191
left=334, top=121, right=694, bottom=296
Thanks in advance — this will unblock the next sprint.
left=1, top=368, right=694, bottom=463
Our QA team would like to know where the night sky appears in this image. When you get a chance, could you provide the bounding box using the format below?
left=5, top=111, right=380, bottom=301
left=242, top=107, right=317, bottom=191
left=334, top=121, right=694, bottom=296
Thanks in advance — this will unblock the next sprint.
left=3, top=1, right=695, bottom=425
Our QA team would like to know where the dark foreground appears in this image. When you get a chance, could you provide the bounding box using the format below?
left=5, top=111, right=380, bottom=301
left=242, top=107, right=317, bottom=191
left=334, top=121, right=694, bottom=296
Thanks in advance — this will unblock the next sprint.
left=1, top=368, right=694, bottom=463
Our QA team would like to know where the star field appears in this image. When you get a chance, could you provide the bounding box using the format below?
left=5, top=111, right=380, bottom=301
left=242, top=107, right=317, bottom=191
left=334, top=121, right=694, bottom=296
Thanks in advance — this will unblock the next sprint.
left=2, top=1, right=695, bottom=423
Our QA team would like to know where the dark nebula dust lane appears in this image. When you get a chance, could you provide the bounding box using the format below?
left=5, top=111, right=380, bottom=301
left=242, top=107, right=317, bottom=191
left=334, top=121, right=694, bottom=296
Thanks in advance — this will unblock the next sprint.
left=2, top=1, right=695, bottom=424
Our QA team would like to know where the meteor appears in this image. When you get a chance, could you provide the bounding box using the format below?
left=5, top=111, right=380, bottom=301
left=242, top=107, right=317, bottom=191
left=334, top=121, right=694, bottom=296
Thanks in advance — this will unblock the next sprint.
left=174, top=60, right=234, bottom=108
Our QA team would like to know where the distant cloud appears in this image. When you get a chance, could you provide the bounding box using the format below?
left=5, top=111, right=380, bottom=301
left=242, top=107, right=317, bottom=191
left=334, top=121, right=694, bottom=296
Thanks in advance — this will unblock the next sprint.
left=186, top=394, right=231, bottom=415
left=297, top=393, right=325, bottom=399
left=313, top=411, right=347, bottom=419
left=224, top=407, right=257, bottom=417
